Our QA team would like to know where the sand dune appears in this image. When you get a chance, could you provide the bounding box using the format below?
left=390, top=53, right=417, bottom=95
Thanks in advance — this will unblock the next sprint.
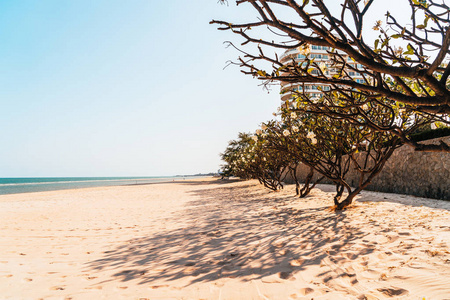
left=0, top=178, right=449, bottom=299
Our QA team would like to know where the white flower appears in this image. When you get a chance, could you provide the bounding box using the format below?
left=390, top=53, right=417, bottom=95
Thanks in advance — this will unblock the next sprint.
left=311, top=138, right=317, bottom=145
left=292, top=125, right=299, bottom=132
left=319, top=62, right=327, bottom=72
left=352, top=145, right=357, bottom=150
left=399, top=108, right=406, bottom=114
left=255, top=129, right=262, bottom=135
left=361, top=104, right=369, bottom=110
left=283, top=129, right=290, bottom=136
left=261, top=124, right=267, bottom=130
left=263, top=157, right=266, bottom=161
left=297, top=44, right=310, bottom=56
left=306, top=131, right=316, bottom=139
left=290, top=112, right=297, bottom=118
left=252, top=135, right=258, bottom=142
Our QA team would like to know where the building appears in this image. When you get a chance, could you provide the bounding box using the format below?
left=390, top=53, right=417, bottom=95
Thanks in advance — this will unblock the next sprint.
left=279, top=45, right=365, bottom=104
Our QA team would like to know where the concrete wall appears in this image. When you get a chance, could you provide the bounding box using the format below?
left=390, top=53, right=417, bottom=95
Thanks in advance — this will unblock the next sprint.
left=284, top=136, right=450, bottom=200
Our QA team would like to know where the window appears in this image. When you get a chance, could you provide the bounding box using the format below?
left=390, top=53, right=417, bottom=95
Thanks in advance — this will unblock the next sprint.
left=297, top=54, right=306, bottom=59
left=349, top=72, right=355, bottom=76
left=312, top=46, right=330, bottom=50
left=322, top=86, right=330, bottom=91
left=310, top=54, right=328, bottom=60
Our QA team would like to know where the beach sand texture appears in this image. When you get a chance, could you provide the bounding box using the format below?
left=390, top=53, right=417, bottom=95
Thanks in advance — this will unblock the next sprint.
left=0, top=178, right=449, bottom=300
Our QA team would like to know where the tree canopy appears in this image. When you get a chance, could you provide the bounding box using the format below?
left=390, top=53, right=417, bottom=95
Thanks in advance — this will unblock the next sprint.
left=212, top=0, right=450, bottom=152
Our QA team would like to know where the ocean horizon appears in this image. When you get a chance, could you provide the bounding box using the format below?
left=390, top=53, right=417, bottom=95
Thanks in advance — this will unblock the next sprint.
left=0, top=176, right=201, bottom=195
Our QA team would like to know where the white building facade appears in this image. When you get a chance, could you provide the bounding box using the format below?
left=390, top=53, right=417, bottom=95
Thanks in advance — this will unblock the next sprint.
left=279, top=45, right=365, bottom=103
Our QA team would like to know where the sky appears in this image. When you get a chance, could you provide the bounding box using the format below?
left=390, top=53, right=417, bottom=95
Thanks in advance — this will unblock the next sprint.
left=0, top=0, right=283, bottom=177
left=0, top=0, right=409, bottom=177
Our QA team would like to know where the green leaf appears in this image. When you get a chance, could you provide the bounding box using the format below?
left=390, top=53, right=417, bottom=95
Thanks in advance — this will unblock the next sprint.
left=391, top=34, right=402, bottom=39
left=256, top=70, right=267, bottom=77
left=417, top=16, right=429, bottom=29
left=303, top=0, right=310, bottom=5
left=374, top=39, right=380, bottom=49
left=403, top=44, right=414, bottom=55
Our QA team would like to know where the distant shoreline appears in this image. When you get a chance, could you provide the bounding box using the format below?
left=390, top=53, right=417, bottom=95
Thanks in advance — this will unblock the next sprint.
left=0, top=176, right=211, bottom=196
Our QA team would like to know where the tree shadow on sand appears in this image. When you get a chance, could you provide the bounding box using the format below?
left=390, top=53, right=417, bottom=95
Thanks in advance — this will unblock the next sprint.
left=85, top=182, right=384, bottom=286
left=314, top=184, right=450, bottom=211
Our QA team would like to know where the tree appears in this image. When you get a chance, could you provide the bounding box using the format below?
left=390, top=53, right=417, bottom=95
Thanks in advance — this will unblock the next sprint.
left=221, top=132, right=291, bottom=190
left=220, top=132, right=254, bottom=179
left=211, top=0, right=450, bottom=152
left=260, top=105, right=406, bottom=209
left=258, top=120, right=324, bottom=196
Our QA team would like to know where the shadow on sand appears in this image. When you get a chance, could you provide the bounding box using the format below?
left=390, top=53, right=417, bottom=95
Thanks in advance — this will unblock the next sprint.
left=313, top=183, right=450, bottom=211
left=85, top=181, right=380, bottom=286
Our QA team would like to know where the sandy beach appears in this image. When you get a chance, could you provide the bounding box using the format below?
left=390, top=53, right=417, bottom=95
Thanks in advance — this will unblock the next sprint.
left=0, top=178, right=449, bottom=300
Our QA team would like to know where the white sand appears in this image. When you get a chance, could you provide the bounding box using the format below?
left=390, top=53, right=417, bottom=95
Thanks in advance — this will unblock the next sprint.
left=0, top=178, right=449, bottom=299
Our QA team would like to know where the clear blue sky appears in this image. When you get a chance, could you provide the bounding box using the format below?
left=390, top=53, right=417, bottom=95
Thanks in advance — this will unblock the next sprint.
left=0, top=0, right=282, bottom=177
left=0, top=0, right=407, bottom=177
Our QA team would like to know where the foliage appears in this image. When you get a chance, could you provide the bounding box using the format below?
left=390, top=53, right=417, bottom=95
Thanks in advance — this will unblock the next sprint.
left=211, top=0, right=450, bottom=152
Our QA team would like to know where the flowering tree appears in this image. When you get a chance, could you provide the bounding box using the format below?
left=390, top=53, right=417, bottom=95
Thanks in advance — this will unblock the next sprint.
left=220, top=132, right=254, bottom=179
left=221, top=131, right=291, bottom=190
left=211, top=0, right=450, bottom=152
left=258, top=120, right=325, bottom=197
left=260, top=107, right=405, bottom=209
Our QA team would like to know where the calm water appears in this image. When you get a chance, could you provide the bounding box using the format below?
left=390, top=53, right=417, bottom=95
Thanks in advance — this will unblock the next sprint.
left=0, top=176, right=194, bottom=195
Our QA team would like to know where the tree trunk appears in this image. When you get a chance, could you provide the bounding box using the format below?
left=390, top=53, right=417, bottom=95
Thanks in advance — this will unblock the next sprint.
left=333, top=184, right=345, bottom=206
left=335, top=186, right=364, bottom=210
left=289, top=166, right=300, bottom=196
left=336, top=191, right=357, bottom=210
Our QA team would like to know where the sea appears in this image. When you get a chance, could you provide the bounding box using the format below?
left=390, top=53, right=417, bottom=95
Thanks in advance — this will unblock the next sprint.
left=0, top=176, right=199, bottom=195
